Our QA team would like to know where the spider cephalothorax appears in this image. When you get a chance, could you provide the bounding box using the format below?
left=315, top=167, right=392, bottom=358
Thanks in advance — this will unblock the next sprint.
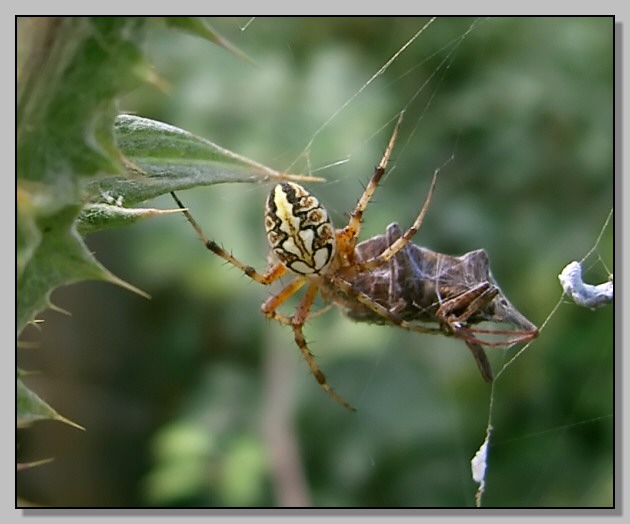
left=171, top=113, right=537, bottom=411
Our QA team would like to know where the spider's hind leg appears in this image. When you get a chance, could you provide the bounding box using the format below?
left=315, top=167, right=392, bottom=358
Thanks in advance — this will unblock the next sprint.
left=271, top=281, right=356, bottom=412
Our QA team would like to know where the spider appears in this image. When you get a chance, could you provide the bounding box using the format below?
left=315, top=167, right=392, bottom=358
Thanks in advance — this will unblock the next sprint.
left=171, top=112, right=537, bottom=411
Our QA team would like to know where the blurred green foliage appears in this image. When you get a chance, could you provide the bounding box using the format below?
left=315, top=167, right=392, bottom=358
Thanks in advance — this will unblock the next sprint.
left=17, top=17, right=613, bottom=508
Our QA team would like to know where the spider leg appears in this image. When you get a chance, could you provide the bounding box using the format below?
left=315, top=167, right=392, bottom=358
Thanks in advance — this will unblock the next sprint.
left=355, top=169, right=438, bottom=273
left=269, top=304, right=336, bottom=326
left=336, top=112, right=404, bottom=254
left=261, top=278, right=354, bottom=411
left=261, top=277, right=307, bottom=320
left=331, top=275, right=444, bottom=336
left=290, top=283, right=356, bottom=411
left=261, top=278, right=334, bottom=326
left=171, top=192, right=287, bottom=284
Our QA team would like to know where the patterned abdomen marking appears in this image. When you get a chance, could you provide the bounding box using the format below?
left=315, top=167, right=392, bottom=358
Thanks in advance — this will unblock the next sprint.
left=265, top=182, right=336, bottom=275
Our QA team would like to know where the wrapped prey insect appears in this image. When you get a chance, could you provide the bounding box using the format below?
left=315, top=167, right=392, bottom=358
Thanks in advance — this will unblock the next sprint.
left=330, top=222, right=539, bottom=383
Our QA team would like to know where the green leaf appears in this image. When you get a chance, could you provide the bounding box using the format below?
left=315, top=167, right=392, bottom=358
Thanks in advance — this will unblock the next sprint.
left=165, top=17, right=254, bottom=64
left=17, top=19, right=319, bottom=331
left=17, top=18, right=151, bottom=335
left=17, top=201, right=148, bottom=333
left=16, top=18, right=323, bottom=436
left=79, top=114, right=324, bottom=231
left=77, top=203, right=185, bottom=234
left=17, top=18, right=148, bottom=188
left=17, top=374, right=84, bottom=430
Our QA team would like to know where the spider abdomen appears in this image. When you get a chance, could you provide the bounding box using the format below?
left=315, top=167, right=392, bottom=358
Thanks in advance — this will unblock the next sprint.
left=265, top=182, right=337, bottom=275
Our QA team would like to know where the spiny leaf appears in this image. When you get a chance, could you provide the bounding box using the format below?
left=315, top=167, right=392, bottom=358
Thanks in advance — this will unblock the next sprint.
left=17, top=18, right=148, bottom=187
left=77, top=203, right=185, bottom=234
left=165, top=17, right=254, bottom=64
left=17, top=375, right=84, bottom=430
left=17, top=18, right=152, bottom=334
left=82, top=114, right=324, bottom=213
left=17, top=200, right=149, bottom=333
left=17, top=458, right=55, bottom=471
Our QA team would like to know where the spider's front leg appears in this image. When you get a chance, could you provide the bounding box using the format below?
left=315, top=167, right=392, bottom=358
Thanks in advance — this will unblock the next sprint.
left=340, top=112, right=405, bottom=252
left=336, top=110, right=438, bottom=274
left=262, top=279, right=356, bottom=412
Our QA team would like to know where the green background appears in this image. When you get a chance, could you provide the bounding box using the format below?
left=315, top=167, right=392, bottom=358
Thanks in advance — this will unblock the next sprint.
left=17, top=17, right=614, bottom=508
